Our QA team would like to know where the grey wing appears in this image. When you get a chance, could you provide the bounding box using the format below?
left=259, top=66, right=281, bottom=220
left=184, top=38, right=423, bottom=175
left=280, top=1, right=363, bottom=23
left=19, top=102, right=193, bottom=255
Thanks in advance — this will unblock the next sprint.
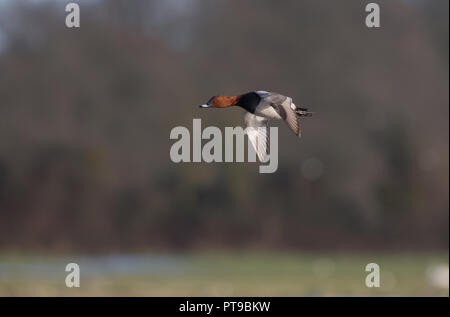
left=244, top=112, right=270, bottom=162
left=263, top=93, right=301, bottom=137
left=262, top=92, right=288, bottom=105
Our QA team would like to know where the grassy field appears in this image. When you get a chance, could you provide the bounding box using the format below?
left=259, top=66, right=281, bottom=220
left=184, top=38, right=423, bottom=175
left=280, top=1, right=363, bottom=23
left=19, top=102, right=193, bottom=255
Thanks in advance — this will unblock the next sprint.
left=0, top=252, right=448, bottom=296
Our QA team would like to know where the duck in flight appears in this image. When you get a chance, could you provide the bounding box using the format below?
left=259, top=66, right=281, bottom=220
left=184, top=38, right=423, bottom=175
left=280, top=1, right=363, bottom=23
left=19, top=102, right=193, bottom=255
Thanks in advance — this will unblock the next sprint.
left=200, top=91, right=313, bottom=161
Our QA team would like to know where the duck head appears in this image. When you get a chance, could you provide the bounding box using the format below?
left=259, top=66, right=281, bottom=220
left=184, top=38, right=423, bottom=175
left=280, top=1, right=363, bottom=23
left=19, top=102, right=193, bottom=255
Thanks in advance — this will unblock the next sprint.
left=200, top=95, right=239, bottom=108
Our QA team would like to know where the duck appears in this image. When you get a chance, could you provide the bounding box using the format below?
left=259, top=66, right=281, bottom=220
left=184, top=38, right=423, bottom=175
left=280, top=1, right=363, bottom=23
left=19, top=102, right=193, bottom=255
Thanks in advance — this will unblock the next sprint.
left=200, top=90, right=313, bottom=160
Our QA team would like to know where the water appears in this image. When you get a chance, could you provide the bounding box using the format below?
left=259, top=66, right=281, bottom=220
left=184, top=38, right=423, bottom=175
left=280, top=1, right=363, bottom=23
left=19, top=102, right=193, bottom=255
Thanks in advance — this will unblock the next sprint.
left=0, top=254, right=186, bottom=281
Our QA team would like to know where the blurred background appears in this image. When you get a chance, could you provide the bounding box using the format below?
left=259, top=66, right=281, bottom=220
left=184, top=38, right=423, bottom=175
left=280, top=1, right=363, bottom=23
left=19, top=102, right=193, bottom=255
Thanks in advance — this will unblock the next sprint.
left=0, top=0, right=448, bottom=296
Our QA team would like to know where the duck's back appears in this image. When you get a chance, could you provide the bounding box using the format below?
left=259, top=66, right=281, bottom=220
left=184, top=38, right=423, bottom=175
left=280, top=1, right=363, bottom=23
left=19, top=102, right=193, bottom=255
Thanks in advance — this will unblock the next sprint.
left=257, top=91, right=292, bottom=108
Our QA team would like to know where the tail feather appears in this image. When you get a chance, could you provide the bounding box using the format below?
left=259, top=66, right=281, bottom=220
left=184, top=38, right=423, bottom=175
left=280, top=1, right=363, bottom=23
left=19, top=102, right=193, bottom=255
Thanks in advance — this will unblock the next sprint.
left=295, top=107, right=314, bottom=117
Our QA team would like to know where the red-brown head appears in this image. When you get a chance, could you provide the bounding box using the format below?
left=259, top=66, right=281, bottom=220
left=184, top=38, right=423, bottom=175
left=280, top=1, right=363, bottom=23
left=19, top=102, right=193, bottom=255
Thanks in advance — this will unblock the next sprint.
left=200, top=95, right=239, bottom=108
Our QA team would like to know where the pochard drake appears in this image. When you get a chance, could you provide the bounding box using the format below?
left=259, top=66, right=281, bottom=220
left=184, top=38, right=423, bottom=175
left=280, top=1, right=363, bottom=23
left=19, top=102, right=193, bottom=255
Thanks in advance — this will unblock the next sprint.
left=200, top=90, right=313, bottom=160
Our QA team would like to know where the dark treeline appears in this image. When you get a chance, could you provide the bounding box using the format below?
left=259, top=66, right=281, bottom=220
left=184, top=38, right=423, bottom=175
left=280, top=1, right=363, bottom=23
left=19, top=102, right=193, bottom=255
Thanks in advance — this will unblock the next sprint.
left=0, top=0, right=448, bottom=252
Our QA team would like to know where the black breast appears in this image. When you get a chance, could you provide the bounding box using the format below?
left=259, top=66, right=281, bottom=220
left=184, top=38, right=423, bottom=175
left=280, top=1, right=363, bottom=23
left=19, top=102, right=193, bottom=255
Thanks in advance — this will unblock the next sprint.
left=236, top=92, right=261, bottom=113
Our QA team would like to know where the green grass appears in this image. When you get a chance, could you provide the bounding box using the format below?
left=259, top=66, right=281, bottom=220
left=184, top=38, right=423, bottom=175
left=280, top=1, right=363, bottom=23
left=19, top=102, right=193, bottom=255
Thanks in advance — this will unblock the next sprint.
left=0, top=252, right=448, bottom=296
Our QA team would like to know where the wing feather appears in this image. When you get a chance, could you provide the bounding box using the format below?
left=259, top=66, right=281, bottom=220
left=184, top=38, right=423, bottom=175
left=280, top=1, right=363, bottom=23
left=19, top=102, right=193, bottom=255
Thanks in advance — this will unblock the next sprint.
left=244, top=112, right=270, bottom=162
left=260, top=92, right=301, bottom=137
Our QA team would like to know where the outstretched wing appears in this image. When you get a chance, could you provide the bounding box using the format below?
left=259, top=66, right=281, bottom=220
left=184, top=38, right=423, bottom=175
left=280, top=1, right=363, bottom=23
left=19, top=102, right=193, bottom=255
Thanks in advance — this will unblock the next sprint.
left=261, top=92, right=301, bottom=137
left=244, top=112, right=270, bottom=162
